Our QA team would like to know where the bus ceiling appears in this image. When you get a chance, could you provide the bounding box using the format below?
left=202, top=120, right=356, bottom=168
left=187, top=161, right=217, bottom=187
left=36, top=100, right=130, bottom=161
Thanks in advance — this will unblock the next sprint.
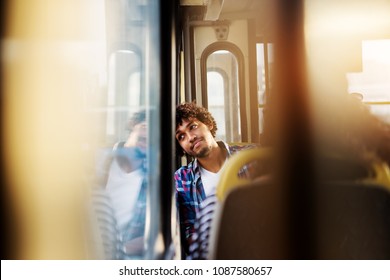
left=179, top=0, right=267, bottom=23
left=180, top=0, right=390, bottom=73
left=180, top=0, right=390, bottom=35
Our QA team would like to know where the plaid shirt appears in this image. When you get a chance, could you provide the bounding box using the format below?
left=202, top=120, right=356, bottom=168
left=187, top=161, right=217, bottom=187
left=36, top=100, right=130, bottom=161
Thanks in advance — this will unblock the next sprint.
left=174, top=141, right=256, bottom=256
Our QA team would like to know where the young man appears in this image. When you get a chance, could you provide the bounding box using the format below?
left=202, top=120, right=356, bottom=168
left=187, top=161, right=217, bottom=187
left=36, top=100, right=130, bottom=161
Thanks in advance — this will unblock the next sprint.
left=174, top=102, right=255, bottom=257
left=106, top=110, right=147, bottom=258
left=93, top=110, right=147, bottom=259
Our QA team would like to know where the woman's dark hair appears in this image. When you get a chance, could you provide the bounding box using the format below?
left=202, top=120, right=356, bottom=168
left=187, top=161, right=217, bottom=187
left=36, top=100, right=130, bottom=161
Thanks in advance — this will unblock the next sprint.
left=175, top=102, right=218, bottom=156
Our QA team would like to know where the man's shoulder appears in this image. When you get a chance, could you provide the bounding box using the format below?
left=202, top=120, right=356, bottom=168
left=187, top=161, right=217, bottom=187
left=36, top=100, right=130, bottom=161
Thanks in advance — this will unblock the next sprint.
left=175, top=160, right=195, bottom=176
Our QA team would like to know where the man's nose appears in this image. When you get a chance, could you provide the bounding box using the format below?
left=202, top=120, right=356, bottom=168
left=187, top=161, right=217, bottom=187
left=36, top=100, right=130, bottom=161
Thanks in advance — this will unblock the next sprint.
left=189, top=134, right=197, bottom=143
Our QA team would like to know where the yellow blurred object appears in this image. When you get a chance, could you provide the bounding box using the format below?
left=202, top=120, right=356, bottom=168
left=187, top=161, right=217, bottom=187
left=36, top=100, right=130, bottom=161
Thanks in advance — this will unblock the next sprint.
left=2, top=0, right=106, bottom=259
left=216, top=147, right=272, bottom=201
left=364, top=161, right=390, bottom=190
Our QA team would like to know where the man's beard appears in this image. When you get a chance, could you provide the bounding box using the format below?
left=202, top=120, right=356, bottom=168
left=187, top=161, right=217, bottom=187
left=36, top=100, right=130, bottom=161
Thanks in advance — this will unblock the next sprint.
left=193, top=145, right=211, bottom=158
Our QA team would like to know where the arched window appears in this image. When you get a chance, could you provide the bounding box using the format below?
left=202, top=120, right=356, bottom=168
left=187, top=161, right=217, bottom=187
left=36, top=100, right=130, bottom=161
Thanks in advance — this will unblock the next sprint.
left=207, top=70, right=226, bottom=141
left=201, top=43, right=247, bottom=142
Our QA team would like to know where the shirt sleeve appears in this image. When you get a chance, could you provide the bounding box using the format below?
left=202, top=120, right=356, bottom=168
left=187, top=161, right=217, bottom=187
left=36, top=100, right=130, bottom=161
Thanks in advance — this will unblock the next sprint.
left=174, top=169, right=197, bottom=255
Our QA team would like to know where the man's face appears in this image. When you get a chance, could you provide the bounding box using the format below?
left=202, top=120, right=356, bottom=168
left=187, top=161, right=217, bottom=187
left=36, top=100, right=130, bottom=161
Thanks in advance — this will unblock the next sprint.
left=125, top=121, right=147, bottom=156
left=175, top=118, right=215, bottom=158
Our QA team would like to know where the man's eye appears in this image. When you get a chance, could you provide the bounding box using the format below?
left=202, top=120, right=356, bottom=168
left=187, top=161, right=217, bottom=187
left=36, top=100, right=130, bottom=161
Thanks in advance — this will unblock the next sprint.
left=178, top=134, right=185, bottom=141
left=190, top=124, right=197, bottom=130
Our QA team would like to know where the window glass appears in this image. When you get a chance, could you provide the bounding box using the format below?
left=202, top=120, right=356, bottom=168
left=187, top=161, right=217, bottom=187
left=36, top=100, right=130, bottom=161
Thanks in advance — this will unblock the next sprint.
left=106, top=50, right=141, bottom=140
left=207, top=71, right=225, bottom=140
left=207, top=50, right=241, bottom=143
left=347, top=39, right=390, bottom=123
left=89, top=0, right=161, bottom=260
left=0, top=0, right=162, bottom=259
left=305, top=0, right=390, bottom=129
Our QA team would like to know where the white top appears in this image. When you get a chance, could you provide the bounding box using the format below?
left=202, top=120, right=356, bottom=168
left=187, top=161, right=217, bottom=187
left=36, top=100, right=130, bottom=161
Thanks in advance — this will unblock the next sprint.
left=199, top=159, right=227, bottom=197
left=105, top=159, right=143, bottom=230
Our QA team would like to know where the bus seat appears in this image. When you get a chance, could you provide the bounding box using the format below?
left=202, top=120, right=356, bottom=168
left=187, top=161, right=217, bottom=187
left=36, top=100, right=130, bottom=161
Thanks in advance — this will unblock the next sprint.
left=218, top=147, right=390, bottom=201
left=209, top=180, right=390, bottom=259
left=317, top=153, right=390, bottom=190
left=228, top=142, right=257, bottom=147
left=216, top=147, right=272, bottom=201
left=316, top=182, right=390, bottom=259
left=209, top=179, right=288, bottom=259
left=361, top=161, right=390, bottom=188
left=209, top=148, right=390, bottom=259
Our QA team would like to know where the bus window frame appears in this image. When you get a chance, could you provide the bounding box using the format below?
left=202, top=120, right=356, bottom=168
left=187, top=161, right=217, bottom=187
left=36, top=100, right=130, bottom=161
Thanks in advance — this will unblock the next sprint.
left=200, top=41, right=248, bottom=142
left=254, top=36, right=273, bottom=137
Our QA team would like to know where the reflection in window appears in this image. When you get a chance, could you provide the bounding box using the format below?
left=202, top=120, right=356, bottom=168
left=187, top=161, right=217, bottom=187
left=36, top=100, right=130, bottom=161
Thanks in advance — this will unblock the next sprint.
left=107, top=50, right=141, bottom=142
left=90, top=0, right=161, bottom=261
left=94, top=47, right=147, bottom=260
left=207, top=50, right=241, bottom=143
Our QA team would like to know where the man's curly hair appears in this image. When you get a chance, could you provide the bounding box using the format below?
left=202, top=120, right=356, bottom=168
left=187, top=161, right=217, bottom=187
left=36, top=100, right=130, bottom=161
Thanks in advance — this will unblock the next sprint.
left=126, top=109, right=146, bottom=133
left=175, top=102, right=218, bottom=156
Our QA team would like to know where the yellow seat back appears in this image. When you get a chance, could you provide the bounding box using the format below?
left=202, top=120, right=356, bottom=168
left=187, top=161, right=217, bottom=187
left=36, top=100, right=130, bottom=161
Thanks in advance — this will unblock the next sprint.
left=363, top=161, right=390, bottom=189
left=216, top=147, right=272, bottom=201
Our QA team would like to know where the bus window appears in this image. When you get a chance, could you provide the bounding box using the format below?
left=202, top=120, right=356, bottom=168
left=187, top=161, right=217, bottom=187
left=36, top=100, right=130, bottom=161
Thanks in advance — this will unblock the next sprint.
left=1, top=0, right=170, bottom=260
left=106, top=50, right=141, bottom=142
left=205, top=49, right=244, bottom=142
left=90, top=0, right=164, bottom=260
left=207, top=71, right=226, bottom=141
left=347, top=39, right=390, bottom=123
left=206, top=50, right=241, bottom=142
